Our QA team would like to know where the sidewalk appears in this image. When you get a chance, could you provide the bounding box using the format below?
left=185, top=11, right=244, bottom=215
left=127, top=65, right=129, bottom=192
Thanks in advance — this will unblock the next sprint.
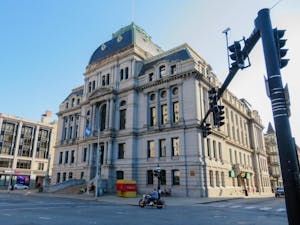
left=1, top=189, right=271, bottom=206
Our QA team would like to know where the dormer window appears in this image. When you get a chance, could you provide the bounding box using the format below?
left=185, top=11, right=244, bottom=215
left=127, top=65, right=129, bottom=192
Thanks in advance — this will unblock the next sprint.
left=120, top=69, right=124, bottom=80
left=159, top=65, right=166, bottom=77
left=106, top=74, right=110, bottom=85
left=71, top=98, right=75, bottom=107
left=125, top=67, right=129, bottom=79
left=88, top=82, right=92, bottom=93
left=92, top=80, right=96, bottom=90
left=117, top=35, right=123, bottom=42
left=102, top=76, right=106, bottom=86
left=171, top=65, right=177, bottom=74
left=66, top=102, right=69, bottom=109
left=120, top=67, right=129, bottom=81
left=149, top=73, right=154, bottom=82
left=101, top=44, right=106, bottom=51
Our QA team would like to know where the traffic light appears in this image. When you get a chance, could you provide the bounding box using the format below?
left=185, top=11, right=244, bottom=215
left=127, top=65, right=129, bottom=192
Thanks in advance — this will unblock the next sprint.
left=202, top=123, right=212, bottom=138
left=215, top=105, right=225, bottom=127
left=208, top=88, right=218, bottom=124
left=228, top=41, right=244, bottom=68
left=208, top=88, right=217, bottom=108
left=273, top=28, right=289, bottom=69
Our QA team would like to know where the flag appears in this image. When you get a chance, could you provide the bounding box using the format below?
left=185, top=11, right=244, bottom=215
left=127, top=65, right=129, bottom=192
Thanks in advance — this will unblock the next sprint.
left=85, top=127, right=91, bottom=137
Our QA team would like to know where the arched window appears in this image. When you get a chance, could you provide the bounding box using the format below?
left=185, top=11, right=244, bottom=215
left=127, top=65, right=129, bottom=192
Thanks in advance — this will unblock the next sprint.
left=159, top=65, right=166, bottom=77
left=120, top=100, right=126, bottom=107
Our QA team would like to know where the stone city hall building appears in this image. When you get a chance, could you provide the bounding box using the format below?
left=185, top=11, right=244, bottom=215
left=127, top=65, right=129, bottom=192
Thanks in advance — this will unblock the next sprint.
left=52, top=23, right=271, bottom=197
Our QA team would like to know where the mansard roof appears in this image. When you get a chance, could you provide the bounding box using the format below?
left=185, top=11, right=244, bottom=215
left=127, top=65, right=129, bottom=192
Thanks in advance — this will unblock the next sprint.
left=88, top=23, right=163, bottom=65
left=63, top=86, right=84, bottom=103
left=139, top=45, right=192, bottom=76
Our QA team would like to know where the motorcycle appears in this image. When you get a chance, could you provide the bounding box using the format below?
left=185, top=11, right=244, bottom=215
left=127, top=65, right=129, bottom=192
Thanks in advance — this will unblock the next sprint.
left=160, top=188, right=171, bottom=197
left=138, top=194, right=165, bottom=209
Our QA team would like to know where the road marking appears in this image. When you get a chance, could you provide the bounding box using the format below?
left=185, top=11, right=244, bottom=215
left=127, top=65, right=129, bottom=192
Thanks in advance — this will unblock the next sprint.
left=213, top=215, right=227, bottom=218
left=2, top=206, right=74, bottom=211
left=0, top=202, right=73, bottom=206
left=259, top=207, right=272, bottom=211
left=2, top=214, right=12, bottom=216
left=116, top=211, right=128, bottom=215
left=276, top=208, right=286, bottom=212
left=245, top=206, right=256, bottom=209
left=39, top=217, right=51, bottom=220
left=214, top=204, right=227, bottom=208
left=230, top=205, right=241, bottom=208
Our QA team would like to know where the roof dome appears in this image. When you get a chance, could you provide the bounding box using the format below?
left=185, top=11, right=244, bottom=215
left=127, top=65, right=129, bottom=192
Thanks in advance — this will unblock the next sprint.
left=88, top=23, right=163, bottom=65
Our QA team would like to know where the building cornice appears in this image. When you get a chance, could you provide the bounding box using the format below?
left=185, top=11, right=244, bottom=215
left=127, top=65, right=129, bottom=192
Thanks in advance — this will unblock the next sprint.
left=137, top=69, right=197, bottom=91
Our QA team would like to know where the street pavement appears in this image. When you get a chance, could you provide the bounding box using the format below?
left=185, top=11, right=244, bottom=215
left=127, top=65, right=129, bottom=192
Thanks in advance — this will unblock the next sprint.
left=0, top=191, right=287, bottom=225
left=0, top=189, right=275, bottom=206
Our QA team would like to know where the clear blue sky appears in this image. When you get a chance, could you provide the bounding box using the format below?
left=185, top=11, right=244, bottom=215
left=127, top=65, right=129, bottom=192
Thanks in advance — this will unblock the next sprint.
left=1, top=0, right=299, bottom=143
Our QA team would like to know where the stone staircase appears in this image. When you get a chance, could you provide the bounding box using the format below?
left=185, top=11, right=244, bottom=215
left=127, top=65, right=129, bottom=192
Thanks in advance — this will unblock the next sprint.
left=55, top=184, right=87, bottom=194
left=45, top=179, right=86, bottom=193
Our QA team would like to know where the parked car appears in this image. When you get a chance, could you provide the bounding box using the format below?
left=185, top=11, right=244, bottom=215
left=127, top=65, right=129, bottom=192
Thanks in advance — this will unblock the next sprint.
left=13, top=184, right=29, bottom=190
left=275, top=187, right=285, bottom=198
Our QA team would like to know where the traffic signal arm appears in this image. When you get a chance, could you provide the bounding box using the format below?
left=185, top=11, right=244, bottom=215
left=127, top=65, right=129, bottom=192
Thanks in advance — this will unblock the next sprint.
left=217, top=28, right=260, bottom=99
left=200, top=29, right=260, bottom=135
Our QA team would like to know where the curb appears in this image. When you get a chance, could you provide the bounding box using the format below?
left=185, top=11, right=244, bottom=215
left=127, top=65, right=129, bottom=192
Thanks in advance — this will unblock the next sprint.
left=196, top=197, right=243, bottom=204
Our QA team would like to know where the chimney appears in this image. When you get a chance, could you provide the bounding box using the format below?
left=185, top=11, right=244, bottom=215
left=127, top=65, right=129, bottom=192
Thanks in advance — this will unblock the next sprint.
left=41, top=110, right=52, bottom=123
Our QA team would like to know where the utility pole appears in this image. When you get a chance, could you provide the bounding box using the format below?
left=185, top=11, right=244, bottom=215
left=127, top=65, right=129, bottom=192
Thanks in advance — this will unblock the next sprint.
left=255, top=8, right=300, bottom=225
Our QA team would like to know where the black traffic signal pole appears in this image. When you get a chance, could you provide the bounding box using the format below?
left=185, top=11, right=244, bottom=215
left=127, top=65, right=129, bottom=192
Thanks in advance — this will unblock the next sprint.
left=200, top=8, right=300, bottom=224
left=255, top=8, right=300, bottom=225
left=200, top=28, right=260, bottom=128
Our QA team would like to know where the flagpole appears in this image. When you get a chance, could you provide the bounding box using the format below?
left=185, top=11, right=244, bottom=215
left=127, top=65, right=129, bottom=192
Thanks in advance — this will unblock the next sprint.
left=81, top=112, right=102, bottom=198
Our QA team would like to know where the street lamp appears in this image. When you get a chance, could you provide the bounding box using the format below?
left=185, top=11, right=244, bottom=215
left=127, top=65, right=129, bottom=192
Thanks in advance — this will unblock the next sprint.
left=155, top=164, right=161, bottom=195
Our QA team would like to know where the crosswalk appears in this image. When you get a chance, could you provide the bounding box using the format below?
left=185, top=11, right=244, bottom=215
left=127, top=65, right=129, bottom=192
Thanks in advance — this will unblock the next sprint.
left=193, top=202, right=286, bottom=213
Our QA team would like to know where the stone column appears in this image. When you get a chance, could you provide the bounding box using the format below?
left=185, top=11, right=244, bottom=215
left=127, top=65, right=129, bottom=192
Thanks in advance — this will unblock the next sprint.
left=178, top=82, right=184, bottom=122
left=156, top=90, right=160, bottom=127
left=131, top=59, right=135, bottom=78
left=12, top=121, right=23, bottom=169
left=91, top=104, right=96, bottom=133
left=107, top=139, right=113, bottom=165
left=0, top=117, right=3, bottom=132
left=167, top=86, right=172, bottom=124
left=105, top=100, right=110, bottom=130
left=31, top=125, right=40, bottom=160
left=108, top=98, right=115, bottom=130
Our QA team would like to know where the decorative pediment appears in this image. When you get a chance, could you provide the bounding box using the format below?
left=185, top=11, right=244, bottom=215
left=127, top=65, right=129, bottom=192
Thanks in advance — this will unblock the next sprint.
left=88, top=87, right=113, bottom=100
